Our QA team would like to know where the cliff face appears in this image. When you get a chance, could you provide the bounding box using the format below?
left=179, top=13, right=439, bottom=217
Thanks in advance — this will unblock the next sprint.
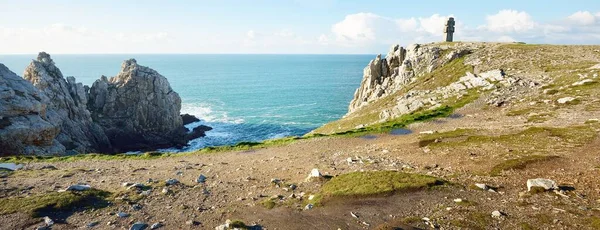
left=23, top=53, right=111, bottom=154
left=0, top=64, right=64, bottom=155
left=348, top=44, right=470, bottom=114
left=88, top=59, right=187, bottom=152
left=0, top=54, right=204, bottom=156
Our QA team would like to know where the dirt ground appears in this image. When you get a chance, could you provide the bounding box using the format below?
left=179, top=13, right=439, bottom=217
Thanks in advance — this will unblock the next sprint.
left=2, top=94, right=600, bottom=230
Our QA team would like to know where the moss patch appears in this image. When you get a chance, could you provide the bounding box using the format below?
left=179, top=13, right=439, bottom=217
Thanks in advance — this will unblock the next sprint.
left=490, top=155, right=559, bottom=176
left=0, top=189, right=111, bottom=217
left=321, top=171, right=443, bottom=197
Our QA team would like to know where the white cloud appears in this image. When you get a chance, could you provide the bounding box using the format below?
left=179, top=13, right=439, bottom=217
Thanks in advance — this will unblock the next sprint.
left=318, top=34, right=329, bottom=44
left=419, top=14, right=451, bottom=34
left=332, top=13, right=384, bottom=43
left=484, top=10, right=536, bottom=33
left=497, top=35, right=516, bottom=42
left=246, top=30, right=256, bottom=39
left=567, top=11, right=596, bottom=25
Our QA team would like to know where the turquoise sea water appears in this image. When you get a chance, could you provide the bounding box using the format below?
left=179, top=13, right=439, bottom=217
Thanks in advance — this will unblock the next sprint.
left=0, top=54, right=373, bottom=151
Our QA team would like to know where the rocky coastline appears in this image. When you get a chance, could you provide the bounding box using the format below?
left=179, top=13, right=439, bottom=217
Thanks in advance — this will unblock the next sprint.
left=0, top=53, right=209, bottom=156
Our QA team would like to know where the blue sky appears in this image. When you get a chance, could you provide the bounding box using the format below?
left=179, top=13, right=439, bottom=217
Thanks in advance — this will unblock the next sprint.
left=1, top=0, right=599, bottom=54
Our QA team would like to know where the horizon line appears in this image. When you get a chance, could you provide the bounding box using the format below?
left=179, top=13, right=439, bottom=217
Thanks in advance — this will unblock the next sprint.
left=0, top=53, right=378, bottom=56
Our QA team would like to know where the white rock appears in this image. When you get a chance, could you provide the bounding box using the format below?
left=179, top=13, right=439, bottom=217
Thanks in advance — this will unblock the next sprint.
left=420, top=130, right=435, bottom=134
left=474, top=183, right=489, bottom=190
left=117, top=212, right=130, bottom=218
left=304, top=204, right=313, bottom=210
left=61, top=184, right=91, bottom=192
left=557, top=97, right=575, bottom=104
left=527, top=178, right=557, bottom=191
left=572, top=79, right=595, bottom=86
left=453, top=198, right=463, bottom=203
left=150, top=222, right=163, bottom=229
left=309, top=168, right=321, bottom=178
left=43, top=216, right=54, bottom=226
left=491, top=210, right=504, bottom=218
left=308, top=195, right=315, bottom=200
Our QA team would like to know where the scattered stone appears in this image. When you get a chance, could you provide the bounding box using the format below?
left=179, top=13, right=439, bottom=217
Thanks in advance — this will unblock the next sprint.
left=40, top=165, right=58, bottom=170
left=453, top=198, right=463, bottom=203
left=491, top=210, right=505, bottom=218
left=150, top=222, right=163, bottom=229
left=43, top=216, right=54, bottom=226
left=186, top=220, right=200, bottom=226
left=527, top=178, right=557, bottom=191
left=304, top=204, right=313, bottom=210
left=351, top=212, right=359, bottom=219
left=127, top=183, right=146, bottom=190
left=132, top=204, right=142, bottom=211
left=308, top=195, right=315, bottom=200
left=557, top=97, right=576, bottom=104
left=140, top=190, right=152, bottom=196
left=87, top=221, right=99, bottom=228
left=161, top=188, right=170, bottom=194
left=165, top=178, right=179, bottom=186
left=289, top=184, right=297, bottom=190
left=572, top=79, right=595, bottom=86
left=270, top=178, right=281, bottom=185
left=196, top=174, right=207, bottom=183
left=116, top=212, right=130, bottom=218
left=474, top=183, right=489, bottom=190
left=129, top=222, right=148, bottom=230
left=215, top=219, right=232, bottom=230
left=420, top=130, right=435, bottom=134
left=60, top=184, right=91, bottom=192
left=305, top=168, right=322, bottom=182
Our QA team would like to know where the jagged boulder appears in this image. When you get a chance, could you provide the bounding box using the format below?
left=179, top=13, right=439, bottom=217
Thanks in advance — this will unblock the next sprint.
left=88, top=59, right=187, bottom=152
left=23, top=52, right=111, bottom=154
left=0, top=64, right=64, bottom=155
left=348, top=43, right=470, bottom=114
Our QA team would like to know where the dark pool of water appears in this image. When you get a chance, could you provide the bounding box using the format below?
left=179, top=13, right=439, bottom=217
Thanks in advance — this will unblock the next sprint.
left=360, top=135, right=378, bottom=140
left=390, top=128, right=413, bottom=135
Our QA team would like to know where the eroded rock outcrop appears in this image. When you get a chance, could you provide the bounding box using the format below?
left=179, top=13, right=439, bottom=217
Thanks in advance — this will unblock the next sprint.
left=23, top=53, right=111, bottom=154
left=88, top=59, right=188, bottom=152
left=0, top=64, right=64, bottom=155
left=349, top=44, right=470, bottom=114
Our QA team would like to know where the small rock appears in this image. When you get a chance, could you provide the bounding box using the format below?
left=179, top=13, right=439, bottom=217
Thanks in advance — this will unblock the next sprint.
left=527, top=178, right=557, bottom=191
left=43, top=216, right=54, bottom=226
left=351, top=212, right=359, bottom=219
left=150, top=222, right=163, bottom=229
left=420, top=130, right=435, bottom=134
left=127, top=183, right=146, bottom=190
left=557, top=97, right=575, bottom=104
left=453, top=198, right=463, bottom=203
left=304, top=204, right=313, bottom=210
left=308, top=195, right=315, bottom=200
left=196, top=174, right=207, bottom=183
left=129, top=222, right=148, bottom=230
left=305, top=168, right=322, bottom=181
left=161, top=187, right=170, bottom=194
left=165, top=178, right=179, bottom=186
left=116, top=212, right=130, bottom=218
left=289, top=184, right=297, bottom=190
left=132, top=204, right=142, bottom=211
left=86, top=221, right=99, bottom=227
left=491, top=210, right=505, bottom=218
left=60, top=184, right=91, bottom=192
left=474, top=183, right=489, bottom=190
left=186, top=220, right=200, bottom=226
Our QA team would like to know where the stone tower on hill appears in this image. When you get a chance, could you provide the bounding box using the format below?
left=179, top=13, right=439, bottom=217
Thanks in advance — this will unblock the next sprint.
left=444, top=17, right=455, bottom=42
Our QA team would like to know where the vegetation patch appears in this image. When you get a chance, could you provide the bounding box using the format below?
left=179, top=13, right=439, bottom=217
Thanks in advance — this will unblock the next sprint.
left=260, top=197, right=277, bottom=209
left=490, top=155, right=559, bottom=176
left=320, top=171, right=443, bottom=197
left=419, top=128, right=476, bottom=147
left=448, top=211, right=493, bottom=230
left=506, top=108, right=534, bottom=116
left=0, top=189, right=111, bottom=217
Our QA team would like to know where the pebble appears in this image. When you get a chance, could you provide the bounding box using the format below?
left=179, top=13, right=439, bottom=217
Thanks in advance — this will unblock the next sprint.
left=557, top=97, right=575, bottom=104
left=150, top=222, right=163, bottom=229
left=527, top=178, right=557, bottom=191
left=129, top=222, right=148, bottom=230
left=196, top=174, right=207, bottom=183
left=116, top=212, right=130, bottom=218
left=474, top=183, right=489, bottom=190
left=43, top=216, right=54, bottom=226
left=60, top=184, right=92, bottom=192
left=186, top=220, right=200, bottom=226
left=453, top=198, right=463, bottom=203
left=87, top=222, right=99, bottom=227
left=491, top=210, right=505, bottom=218
left=165, top=178, right=179, bottom=186
left=304, top=204, right=313, bottom=210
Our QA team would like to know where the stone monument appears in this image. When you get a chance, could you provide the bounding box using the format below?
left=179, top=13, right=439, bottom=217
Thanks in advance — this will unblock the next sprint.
left=444, top=17, right=455, bottom=42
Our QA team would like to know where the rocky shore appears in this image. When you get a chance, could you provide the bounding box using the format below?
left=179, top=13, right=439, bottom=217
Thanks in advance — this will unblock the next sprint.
left=0, top=53, right=209, bottom=156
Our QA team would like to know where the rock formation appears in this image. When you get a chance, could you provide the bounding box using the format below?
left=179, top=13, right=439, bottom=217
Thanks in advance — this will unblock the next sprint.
left=0, top=64, right=64, bottom=155
left=348, top=44, right=470, bottom=114
left=23, top=52, right=111, bottom=154
left=87, top=59, right=188, bottom=152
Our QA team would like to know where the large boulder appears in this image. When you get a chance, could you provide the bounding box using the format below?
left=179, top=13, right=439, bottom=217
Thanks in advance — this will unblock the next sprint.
left=0, top=64, right=64, bottom=155
left=88, top=59, right=188, bottom=152
left=23, top=52, right=111, bottom=154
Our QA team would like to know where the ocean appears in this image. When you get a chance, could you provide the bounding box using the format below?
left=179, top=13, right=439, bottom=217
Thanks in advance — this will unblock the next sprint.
left=0, top=54, right=373, bottom=151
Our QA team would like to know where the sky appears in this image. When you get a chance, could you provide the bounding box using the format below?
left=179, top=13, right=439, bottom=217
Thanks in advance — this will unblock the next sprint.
left=0, top=0, right=599, bottom=54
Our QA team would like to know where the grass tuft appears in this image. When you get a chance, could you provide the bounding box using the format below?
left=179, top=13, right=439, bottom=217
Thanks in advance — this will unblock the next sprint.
left=0, top=189, right=111, bottom=217
left=490, top=155, right=559, bottom=176
left=321, top=171, right=443, bottom=197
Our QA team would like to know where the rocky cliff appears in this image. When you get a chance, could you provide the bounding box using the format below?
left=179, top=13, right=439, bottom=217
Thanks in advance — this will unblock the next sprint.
left=23, top=53, right=111, bottom=154
left=0, top=64, right=64, bottom=155
left=88, top=59, right=188, bottom=152
left=313, top=42, right=543, bottom=134
left=0, top=54, right=207, bottom=155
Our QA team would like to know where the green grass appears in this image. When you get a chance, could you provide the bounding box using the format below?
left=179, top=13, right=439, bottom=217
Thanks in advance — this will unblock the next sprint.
left=590, top=216, right=600, bottom=229
left=228, top=220, right=249, bottom=229
left=320, top=171, right=443, bottom=197
left=418, top=128, right=475, bottom=147
left=260, top=198, right=277, bottom=209
left=506, top=108, right=534, bottom=116
left=0, top=189, right=111, bottom=217
left=490, top=155, right=559, bottom=176
left=448, top=211, right=493, bottom=230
